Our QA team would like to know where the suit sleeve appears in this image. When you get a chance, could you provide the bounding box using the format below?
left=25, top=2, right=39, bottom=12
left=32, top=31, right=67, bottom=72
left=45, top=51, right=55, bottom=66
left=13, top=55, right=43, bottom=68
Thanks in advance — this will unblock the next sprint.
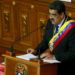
left=35, top=19, right=52, bottom=54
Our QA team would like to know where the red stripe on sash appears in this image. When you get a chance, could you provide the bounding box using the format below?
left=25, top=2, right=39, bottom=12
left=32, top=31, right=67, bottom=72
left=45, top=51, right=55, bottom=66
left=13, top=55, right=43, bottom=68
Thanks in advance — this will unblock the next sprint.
left=54, top=24, right=75, bottom=47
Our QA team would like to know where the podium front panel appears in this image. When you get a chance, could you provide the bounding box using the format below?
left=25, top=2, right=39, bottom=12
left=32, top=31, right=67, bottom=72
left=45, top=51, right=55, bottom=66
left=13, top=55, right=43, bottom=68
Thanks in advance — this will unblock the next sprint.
left=4, top=55, right=57, bottom=75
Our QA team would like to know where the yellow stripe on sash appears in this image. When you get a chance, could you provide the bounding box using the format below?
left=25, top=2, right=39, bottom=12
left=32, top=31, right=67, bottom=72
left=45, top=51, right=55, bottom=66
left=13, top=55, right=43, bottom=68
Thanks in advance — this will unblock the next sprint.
left=49, top=20, right=75, bottom=44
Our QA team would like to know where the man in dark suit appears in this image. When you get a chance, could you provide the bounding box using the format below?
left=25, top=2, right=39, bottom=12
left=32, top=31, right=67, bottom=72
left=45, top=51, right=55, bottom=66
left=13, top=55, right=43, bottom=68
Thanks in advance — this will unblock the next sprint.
left=27, top=1, right=75, bottom=75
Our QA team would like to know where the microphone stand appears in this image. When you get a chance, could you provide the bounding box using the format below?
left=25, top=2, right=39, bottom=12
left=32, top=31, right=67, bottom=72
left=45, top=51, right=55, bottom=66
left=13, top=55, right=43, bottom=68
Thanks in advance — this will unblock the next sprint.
left=38, top=49, right=41, bottom=60
left=37, top=49, right=43, bottom=63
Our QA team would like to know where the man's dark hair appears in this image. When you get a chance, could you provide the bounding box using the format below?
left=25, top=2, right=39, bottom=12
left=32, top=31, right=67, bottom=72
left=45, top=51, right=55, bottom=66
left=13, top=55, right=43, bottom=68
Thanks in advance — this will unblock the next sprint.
left=48, top=1, right=66, bottom=14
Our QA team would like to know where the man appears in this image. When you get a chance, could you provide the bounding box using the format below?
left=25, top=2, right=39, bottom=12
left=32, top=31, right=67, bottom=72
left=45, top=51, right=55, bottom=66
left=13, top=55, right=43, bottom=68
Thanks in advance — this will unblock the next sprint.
left=27, top=1, right=75, bottom=75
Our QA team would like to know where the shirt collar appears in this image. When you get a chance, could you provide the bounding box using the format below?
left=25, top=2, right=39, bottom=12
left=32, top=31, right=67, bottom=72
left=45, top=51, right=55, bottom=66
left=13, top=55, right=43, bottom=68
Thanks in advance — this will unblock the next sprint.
left=58, top=17, right=65, bottom=29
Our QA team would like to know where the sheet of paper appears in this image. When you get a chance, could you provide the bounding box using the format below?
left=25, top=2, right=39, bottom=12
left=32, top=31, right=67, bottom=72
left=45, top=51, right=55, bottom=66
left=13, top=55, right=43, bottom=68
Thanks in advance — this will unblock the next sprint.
left=43, top=59, right=60, bottom=63
left=16, top=53, right=37, bottom=60
left=60, top=0, right=71, bottom=2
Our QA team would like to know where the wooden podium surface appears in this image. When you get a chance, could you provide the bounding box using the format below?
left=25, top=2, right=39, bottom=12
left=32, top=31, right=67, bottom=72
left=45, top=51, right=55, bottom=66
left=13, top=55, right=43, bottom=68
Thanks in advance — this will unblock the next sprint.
left=3, top=55, right=57, bottom=75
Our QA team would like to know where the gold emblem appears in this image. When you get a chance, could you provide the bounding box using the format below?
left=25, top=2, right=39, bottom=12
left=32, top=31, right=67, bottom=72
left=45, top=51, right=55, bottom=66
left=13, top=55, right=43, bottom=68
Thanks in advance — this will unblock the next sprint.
left=15, top=63, right=28, bottom=75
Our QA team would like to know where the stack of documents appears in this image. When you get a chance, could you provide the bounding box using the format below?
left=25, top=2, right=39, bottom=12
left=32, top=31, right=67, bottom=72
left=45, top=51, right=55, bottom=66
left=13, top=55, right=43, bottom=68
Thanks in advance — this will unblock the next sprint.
left=16, top=53, right=38, bottom=60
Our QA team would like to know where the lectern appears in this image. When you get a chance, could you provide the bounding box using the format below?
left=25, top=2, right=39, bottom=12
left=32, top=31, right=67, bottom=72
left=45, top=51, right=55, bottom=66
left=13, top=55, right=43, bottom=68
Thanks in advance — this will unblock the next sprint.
left=3, top=55, right=57, bottom=75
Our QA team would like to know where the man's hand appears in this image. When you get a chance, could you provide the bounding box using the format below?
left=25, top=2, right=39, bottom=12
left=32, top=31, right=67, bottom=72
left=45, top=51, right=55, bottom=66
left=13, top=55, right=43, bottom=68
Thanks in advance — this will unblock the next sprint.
left=27, top=48, right=35, bottom=54
left=40, top=51, right=54, bottom=59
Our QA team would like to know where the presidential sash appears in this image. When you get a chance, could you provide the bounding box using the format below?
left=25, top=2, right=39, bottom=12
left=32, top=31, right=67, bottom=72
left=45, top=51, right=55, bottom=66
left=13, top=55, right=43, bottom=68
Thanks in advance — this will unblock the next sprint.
left=49, top=20, right=75, bottom=51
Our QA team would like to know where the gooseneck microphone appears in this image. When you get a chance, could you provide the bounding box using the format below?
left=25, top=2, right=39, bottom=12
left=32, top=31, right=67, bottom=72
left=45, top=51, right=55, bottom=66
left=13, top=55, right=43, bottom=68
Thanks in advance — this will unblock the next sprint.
left=8, top=25, right=45, bottom=56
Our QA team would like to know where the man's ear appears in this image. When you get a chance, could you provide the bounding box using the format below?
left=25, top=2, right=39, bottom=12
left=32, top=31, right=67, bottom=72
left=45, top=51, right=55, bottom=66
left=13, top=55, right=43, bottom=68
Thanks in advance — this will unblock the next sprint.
left=61, top=13, right=65, bottom=19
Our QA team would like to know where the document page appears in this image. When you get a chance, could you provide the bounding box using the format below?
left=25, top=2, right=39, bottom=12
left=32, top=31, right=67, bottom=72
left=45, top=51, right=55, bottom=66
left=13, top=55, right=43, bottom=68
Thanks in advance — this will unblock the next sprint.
left=16, top=53, right=38, bottom=60
left=43, top=59, right=60, bottom=63
left=42, top=56, right=60, bottom=63
left=60, top=0, right=71, bottom=2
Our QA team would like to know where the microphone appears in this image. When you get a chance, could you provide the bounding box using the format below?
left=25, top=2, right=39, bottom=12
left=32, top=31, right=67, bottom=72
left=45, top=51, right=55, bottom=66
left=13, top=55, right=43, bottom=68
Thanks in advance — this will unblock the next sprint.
left=37, top=49, right=43, bottom=62
left=38, top=49, right=41, bottom=60
left=7, top=25, right=45, bottom=56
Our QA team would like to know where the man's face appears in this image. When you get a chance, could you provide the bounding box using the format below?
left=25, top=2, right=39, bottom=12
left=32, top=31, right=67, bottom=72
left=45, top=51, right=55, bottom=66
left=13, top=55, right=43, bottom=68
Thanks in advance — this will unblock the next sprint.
left=49, top=9, right=64, bottom=25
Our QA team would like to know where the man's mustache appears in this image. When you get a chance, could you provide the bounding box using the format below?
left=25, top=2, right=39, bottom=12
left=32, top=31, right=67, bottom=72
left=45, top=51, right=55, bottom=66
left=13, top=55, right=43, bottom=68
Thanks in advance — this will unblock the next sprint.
left=50, top=18, right=54, bottom=21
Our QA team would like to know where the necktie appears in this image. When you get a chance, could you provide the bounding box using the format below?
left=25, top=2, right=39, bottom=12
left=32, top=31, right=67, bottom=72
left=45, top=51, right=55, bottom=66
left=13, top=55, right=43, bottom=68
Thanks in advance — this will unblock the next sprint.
left=55, top=25, right=59, bottom=33
left=54, top=25, right=58, bottom=35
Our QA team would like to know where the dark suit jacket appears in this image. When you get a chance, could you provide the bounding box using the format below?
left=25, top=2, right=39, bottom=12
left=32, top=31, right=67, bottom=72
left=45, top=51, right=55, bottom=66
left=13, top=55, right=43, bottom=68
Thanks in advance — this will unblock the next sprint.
left=35, top=16, right=75, bottom=75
